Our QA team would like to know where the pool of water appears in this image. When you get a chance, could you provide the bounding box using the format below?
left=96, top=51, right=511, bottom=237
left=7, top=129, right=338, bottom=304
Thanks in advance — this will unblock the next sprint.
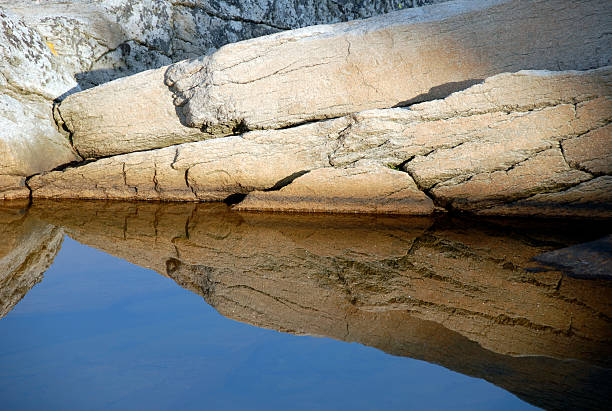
left=1, top=200, right=611, bottom=410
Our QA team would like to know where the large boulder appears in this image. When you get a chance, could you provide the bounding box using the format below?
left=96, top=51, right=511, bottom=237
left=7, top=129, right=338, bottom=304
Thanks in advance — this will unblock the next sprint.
left=0, top=9, right=81, bottom=200
left=166, top=0, right=611, bottom=136
left=30, top=67, right=612, bottom=218
left=1, top=0, right=438, bottom=89
left=55, top=0, right=612, bottom=158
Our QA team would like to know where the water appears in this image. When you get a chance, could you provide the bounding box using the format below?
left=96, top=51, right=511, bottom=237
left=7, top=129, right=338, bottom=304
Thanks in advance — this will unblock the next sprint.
left=1, top=200, right=611, bottom=410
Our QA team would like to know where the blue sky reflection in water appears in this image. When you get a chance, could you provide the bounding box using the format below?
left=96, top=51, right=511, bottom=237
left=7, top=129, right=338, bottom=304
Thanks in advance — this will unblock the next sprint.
left=0, top=236, right=536, bottom=411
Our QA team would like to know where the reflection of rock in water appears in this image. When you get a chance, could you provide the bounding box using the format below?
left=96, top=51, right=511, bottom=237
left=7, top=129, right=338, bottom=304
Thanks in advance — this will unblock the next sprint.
left=0, top=203, right=64, bottom=319
left=31, top=200, right=612, bottom=410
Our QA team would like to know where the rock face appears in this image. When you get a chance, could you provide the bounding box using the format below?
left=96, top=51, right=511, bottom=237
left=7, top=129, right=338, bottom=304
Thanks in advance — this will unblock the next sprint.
left=29, top=200, right=612, bottom=410
left=0, top=204, right=64, bottom=319
left=55, top=0, right=612, bottom=156
left=54, top=67, right=205, bottom=159
left=1, top=0, right=437, bottom=89
left=166, top=0, right=611, bottom=135
left=0, top=9, right=81, bottom=199
left=31, top=67, right=612, bottom=217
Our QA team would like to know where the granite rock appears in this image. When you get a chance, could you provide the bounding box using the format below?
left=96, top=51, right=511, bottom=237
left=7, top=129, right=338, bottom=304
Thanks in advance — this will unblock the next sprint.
left=0, top=9, right=81, bottom=199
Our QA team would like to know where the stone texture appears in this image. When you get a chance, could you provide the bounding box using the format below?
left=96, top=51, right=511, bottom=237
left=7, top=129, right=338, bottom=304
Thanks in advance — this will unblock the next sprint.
left=562, top=124, right=612, bottom=175
left=56, top=67, right=205, bottom=159
left=55, top=0, right=612, bottom=159
left=0, top=175, right=29, bottom=201
left=29, top=199, right=612, bottom=410
left=478, top=176, right=612, bottom=218
left=235, top=166, right=435, bottom=214
left=1, top=0, right=435, bottom=89
left=29, top=118, right=351, bottom=201
left=32, top=67, right=612, bottom=217
left=0, top=204, right=64, bottom=319
left=0, top=8, right=82, bottom=199
left=166, top=0, right=611, bottom=135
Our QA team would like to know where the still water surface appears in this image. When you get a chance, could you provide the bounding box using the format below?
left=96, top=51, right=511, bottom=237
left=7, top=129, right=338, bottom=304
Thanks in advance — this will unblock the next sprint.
left=1, top=200, right=610, bottom=410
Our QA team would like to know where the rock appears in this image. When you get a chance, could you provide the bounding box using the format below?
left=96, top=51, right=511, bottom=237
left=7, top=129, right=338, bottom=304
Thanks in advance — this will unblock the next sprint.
left=562, top=124, right=612, bottom=175
left=0, top=9, right=82, bottom=199
left=55, top=0, right=612, bottom=158
left=333, top=67, right=612, bottom=216
left=0, top=175, right=29, bottom=201
left=478, top=176, right=612, bottom=218
left=29, top=199, right=612, bottom=410
left=1, top=0, right=436, bottom=89
left=29, top=117, right=350, bottom=201
left=0, top=205, right=64, bottom=319
left=0, top=9, right=77, bottom=100
left=235, top=166, right=435, bottom=214
left=56, top=67, right=205, bottom=159
left=32, top=67, right=612, bottom=217
left=166, top=0, right=611, bottom=135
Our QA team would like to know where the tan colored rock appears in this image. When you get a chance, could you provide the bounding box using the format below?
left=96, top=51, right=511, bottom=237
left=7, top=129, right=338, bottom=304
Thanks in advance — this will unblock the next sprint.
left=562, top=123, right=612, bottom=175
left=478, top=176, right=612, bottom=218
left=55, top=0, right=612, bottom=158
left=430, top=148, right=592, bottom=210
left=56, top=68, right=206, bottom=159
left=236, top=166, right=434, bottom=214
left=167, top=0, right=611, bottom=134
left=31, top=67, right=611, bottom=217
left=0, top=93, right=80, bottom=176
left=29, top=118, right=349, bottom=201
left=0, top=175, right=29, bottom=200
left=329, top=68, right=612, bottom=167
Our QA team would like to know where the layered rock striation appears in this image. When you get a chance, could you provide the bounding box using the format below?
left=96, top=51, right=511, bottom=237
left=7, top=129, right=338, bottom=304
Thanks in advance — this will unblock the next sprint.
left=2, top=0, right=612, bottom=217
left=32, top=67, right=612, bottom=217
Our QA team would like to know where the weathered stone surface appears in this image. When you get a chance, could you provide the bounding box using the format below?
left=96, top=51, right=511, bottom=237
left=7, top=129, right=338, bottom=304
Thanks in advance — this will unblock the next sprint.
left=0, top=175, right=29, bottom=201
left=236, top=166, right=435, bottom=214
left=167, top=0, right=611, bottom=135
left=57, top=67, right=205, bottom=158
left=478, top=176, right=612, bottom=218
left=0, top=205, right=63, bottom=319
left=0, top=9, right=77, bottom=99
left=2, top=0, right=434, bottom=89
left=29, top=118, right=350, bottom=201
left=29, top=200, right=612, bottom=410
left=55, top=0, right=612, bottom=159
left=562, top=123, right=612, bottom=175
left=33, top=67, right=612, bottom=217
left=0, top=9, right=82, bottom=199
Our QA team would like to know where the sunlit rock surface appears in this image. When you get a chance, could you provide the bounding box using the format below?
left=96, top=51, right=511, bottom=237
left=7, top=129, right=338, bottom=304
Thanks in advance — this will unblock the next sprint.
left=51, top=0, right=612, bottom=158
left=27, top=199, right=612, bottom=410
left=1, top=0, right=439, bottom=89
left=0, top=203, right=63, bottom=318
left=167, top=0, right=611, bottom=134
left=32, top=67, right=612, bottom=217
left=0, top=9, right=81, bottom=200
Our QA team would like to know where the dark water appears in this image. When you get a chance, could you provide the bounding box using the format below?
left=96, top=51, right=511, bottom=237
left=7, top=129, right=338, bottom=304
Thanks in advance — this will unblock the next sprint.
left=1, top=200, right=611, bottom=410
